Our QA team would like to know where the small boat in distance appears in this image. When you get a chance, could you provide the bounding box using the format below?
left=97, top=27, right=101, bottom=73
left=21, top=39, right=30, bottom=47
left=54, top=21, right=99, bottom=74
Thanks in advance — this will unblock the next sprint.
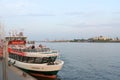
left=6, top=31, right=64, bottom=79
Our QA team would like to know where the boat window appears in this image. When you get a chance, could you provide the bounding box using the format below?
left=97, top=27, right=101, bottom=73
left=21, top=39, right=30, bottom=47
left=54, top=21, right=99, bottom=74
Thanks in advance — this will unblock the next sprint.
left=17, top=55, right=20, bottom=61
left=12, top=54, right=15, bottom=59
left=18, top=56, right=23, bottom=62
left=41, top=57, right=48, bottom=63
left=9, top=53, right=12, bottom=58
left=9, top=53, right=57, bottom=64
left=22, top=56, right=28, bottom=62
left=27, top=57, right=35, bottom=63
left=11, top=53, right=14, bottom=59
left=16, top=54, right=19, bottom=60
left=34, top=57, right=42, bottom=63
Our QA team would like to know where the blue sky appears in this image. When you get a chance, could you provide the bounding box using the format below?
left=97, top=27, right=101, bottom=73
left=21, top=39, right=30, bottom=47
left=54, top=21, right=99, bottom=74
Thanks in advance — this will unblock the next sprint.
left=0, top=0, right=120, bottom=40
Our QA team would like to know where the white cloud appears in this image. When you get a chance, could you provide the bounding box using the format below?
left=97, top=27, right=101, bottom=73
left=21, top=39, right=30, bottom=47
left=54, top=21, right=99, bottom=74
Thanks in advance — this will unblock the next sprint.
left=0, top=0, right=37, bottom=16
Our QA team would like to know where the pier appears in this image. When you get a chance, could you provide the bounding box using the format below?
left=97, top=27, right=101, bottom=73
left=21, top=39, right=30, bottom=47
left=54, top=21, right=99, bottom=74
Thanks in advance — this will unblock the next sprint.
left=0, top=61, right=37, bottom=80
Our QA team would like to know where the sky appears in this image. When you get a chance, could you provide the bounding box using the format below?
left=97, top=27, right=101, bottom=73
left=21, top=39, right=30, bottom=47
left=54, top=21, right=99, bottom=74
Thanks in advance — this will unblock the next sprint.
left=0, top=0, right=120, bottom=40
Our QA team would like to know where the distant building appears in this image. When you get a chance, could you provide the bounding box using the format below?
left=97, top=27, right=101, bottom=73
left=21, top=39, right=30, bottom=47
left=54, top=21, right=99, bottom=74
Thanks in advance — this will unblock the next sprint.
left=112, top=37, right=120, bottom=42
left=93, top=36, right=111, bottom=40
left=88, top=36, right=112, bottom=42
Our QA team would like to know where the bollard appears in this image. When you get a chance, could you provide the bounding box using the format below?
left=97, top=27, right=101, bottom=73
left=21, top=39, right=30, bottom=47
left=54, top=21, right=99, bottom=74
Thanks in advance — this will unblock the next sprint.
left=23, top=72, right=27, bottom=77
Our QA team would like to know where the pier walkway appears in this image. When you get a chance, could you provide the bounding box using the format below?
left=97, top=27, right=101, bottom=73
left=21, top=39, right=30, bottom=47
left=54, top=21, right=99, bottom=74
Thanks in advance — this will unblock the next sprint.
left=0, top=61, right=36, bottom=80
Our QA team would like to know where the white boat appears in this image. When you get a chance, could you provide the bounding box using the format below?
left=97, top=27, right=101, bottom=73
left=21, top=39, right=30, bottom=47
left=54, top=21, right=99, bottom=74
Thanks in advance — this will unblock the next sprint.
left=6, top=31, right=64, bottom=79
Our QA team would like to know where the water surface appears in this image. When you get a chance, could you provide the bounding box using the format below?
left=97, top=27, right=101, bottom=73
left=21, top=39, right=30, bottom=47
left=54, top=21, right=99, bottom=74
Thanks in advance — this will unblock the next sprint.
left=41, top=43, right=120, bottom=80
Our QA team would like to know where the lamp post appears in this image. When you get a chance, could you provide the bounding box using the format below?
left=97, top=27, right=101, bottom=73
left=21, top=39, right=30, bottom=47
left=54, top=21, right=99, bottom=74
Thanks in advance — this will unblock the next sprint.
left=2, top=40, right=8, bottom=80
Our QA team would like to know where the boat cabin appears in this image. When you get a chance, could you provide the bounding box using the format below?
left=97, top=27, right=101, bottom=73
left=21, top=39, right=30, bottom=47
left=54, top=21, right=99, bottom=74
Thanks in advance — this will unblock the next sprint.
left=9, top=53, right=57, bottom=64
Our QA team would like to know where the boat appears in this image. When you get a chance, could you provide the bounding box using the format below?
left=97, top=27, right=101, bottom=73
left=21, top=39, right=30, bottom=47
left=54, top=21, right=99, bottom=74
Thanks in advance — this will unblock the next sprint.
left=6, top=31, right=64, bottom=79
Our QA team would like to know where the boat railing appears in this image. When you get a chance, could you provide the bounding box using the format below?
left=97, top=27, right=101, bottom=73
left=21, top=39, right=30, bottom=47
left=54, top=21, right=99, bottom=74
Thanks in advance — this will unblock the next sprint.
left=11, top=46, right=60, bottom=55
left=21, top=49, right=50, bottom=52
left=47, top=60, right=63, bottom=65
left=25, top=48, right=51, bottom=52
left=51, top=50, right=58, bottom=53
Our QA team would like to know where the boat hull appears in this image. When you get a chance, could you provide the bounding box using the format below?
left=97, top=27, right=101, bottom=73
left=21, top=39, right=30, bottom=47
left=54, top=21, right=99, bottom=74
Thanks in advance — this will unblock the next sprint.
left=18, top=67, right=58, bottom=79
left=8, top=58, right=64, bottom=79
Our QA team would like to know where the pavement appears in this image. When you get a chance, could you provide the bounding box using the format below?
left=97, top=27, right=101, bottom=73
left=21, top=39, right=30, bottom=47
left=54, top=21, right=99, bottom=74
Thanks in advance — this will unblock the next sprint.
left=0, top=61, right=36, bottom=80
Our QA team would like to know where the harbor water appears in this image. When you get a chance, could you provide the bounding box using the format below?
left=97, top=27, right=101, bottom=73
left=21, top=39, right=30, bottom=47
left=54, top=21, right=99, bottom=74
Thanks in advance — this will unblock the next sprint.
left=1, top=43, right=120, bottom=80
left=41, top=42, right=120, bottom=80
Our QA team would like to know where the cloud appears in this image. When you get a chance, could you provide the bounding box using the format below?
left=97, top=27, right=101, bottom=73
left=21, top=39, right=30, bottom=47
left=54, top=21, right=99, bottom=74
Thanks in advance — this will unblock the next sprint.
left=64, top=11, right=120, bottom=18
left=58, top=21, right=120, bottom=28
left=21, top=13, right=56, bottom=17
left=112, top=11, right=120, bottom=14
left=0, top=1, right=30, bottom=16
left=0, top=0, right=56, bottom=17
left=1, top=13, right=56, bottom=18
left=64, top=12, right=84, bottom=16
left=76, top=22, right=120, bottom=28
left=64, top=11, right=107, bottom=16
